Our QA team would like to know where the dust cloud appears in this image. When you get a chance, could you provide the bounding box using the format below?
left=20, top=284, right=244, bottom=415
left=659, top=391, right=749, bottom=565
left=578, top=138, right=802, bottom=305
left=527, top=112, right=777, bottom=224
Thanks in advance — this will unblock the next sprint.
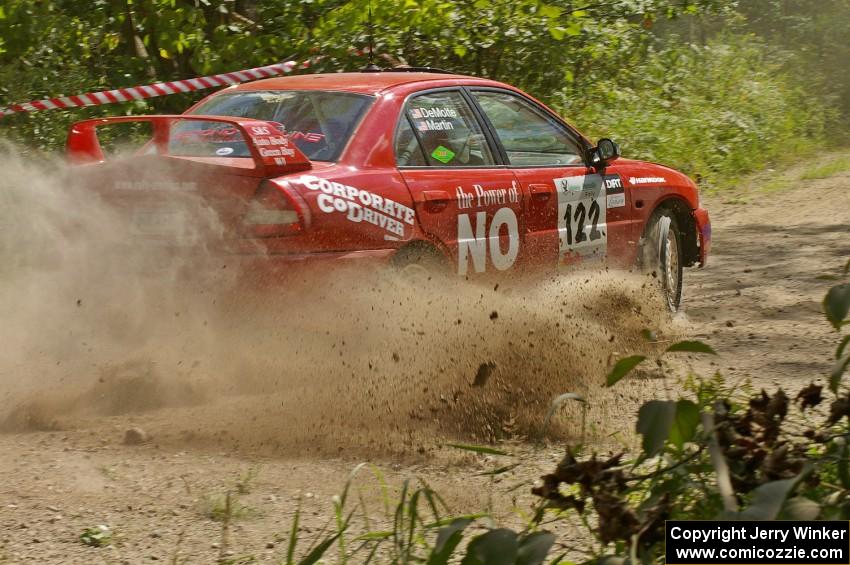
left=0, top=145, right=675, bottom=458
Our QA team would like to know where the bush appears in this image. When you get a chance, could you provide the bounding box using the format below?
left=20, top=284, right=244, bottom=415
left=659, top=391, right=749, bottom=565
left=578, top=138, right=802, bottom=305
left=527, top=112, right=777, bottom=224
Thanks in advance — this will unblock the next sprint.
left=558, top=35, right=831, bottom=189
left=528, top=261, right=850, bottom=562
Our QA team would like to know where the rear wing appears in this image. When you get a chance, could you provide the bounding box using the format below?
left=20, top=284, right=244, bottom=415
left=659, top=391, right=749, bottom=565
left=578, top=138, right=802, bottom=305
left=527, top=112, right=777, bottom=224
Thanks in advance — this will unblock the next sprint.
left=66, top=115, right=312, bottom=178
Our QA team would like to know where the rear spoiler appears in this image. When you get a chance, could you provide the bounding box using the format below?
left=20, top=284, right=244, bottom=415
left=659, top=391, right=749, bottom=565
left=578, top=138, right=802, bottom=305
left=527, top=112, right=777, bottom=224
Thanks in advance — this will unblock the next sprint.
left=66, top=115, right=312, bottom=178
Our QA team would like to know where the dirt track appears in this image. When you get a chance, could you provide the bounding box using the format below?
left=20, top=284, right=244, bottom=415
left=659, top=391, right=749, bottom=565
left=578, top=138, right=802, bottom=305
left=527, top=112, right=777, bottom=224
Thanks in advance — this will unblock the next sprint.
left=1, top=155, right=849, bottom=563
left=684, top=156, right=850, bottom=388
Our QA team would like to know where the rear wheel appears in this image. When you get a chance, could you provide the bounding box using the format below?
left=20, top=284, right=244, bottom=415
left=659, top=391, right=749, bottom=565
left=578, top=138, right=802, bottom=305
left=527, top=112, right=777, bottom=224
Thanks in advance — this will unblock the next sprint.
left=640, top=210, right=683, bottom=311
left=391, top=244, right=448, bottom=283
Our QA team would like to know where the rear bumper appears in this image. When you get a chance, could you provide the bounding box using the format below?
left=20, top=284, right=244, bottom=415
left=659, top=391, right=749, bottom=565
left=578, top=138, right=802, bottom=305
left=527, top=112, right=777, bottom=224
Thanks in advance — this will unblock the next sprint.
left=693, top=207, right=711, bottom=266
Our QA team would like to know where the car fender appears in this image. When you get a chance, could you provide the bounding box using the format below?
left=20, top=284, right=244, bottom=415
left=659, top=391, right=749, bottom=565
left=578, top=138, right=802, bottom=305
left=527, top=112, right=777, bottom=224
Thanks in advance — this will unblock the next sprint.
left=610, top=159, right=706, bottom=266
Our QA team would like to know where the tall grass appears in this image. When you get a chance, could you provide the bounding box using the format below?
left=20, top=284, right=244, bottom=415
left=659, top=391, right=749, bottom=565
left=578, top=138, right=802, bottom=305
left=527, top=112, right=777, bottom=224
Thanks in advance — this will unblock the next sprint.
left=280, top=454, right=551, bottom=564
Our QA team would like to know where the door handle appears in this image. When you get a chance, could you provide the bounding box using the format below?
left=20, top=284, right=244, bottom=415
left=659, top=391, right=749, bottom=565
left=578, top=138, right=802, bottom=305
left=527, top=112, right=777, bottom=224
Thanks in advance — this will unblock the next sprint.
left=528, top=183, right=551, bottom=202
left=422, top=190, right=450, bottom=213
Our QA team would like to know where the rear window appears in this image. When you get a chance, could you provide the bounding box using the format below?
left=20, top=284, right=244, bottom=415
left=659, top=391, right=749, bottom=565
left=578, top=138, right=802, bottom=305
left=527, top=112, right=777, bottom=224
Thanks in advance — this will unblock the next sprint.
left=172, top=90, right=373, bottom=162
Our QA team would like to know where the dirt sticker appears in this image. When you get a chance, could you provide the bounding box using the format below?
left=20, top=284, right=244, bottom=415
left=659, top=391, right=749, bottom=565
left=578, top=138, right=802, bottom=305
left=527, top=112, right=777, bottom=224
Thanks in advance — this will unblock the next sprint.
left=604, top=174, right=626, bottom=209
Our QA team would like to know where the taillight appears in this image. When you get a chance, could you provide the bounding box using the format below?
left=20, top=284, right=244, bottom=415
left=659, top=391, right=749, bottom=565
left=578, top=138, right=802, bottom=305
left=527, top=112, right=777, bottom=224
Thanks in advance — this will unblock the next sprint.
left=243, top=180, right=305, bottom=238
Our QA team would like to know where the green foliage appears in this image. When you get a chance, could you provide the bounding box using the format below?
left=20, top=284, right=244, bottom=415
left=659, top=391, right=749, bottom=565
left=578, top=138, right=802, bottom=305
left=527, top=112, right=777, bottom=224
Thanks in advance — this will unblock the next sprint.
left=0, top=0, right=840, bottom=182
left=447, top=443, right=511, bottom=456
left=801, top=157, right=850, bottom=180
left=737, top=474, right=807, bottom=520
left=825, top=269, right=850, bottom=393
left=605, top=355, right=646, bottom=387
left=665, top=340, right=717, bottom=355
left=557, top=34, right=830, bottom=188
left=277, top=469, right=552, bottom=564
left=526, top=263, right=850, bottom=561
left=79, top=525, right=112, bottom=547
left=636, top=400, right=679, bottom=457
left=202, top=492, right=254, bottom=522
left=825, top=284, right=850, bottom=331
left=735, top=0, right=850, bottom=133
left=635, top=399, right=699, bottom=457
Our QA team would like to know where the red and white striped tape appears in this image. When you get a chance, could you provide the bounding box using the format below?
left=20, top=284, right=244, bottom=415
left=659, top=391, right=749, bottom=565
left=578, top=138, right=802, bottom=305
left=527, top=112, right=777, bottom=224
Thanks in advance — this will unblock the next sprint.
left=0, top=58, right=314, bottom=119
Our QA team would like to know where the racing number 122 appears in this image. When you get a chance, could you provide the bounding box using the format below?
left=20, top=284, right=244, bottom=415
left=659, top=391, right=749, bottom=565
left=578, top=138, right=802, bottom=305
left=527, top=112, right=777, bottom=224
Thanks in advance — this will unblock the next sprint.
left=564, top=201, right=602, bottom=245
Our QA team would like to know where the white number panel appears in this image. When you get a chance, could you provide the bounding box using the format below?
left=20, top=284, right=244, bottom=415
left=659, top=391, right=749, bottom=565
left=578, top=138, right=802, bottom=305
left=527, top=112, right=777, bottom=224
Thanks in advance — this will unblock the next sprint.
left=555, top=175, right=607, bottom=264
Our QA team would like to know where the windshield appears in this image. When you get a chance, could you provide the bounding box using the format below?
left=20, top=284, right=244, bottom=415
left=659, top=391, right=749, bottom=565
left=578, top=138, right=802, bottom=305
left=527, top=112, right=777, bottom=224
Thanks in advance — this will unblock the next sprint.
left=173, top=90, right=373, bottom=162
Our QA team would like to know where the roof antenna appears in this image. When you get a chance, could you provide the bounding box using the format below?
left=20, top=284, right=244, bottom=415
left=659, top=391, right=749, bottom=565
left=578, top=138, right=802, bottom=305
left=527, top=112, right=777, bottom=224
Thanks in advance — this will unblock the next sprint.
left=362, top=1, right=381, bottom=72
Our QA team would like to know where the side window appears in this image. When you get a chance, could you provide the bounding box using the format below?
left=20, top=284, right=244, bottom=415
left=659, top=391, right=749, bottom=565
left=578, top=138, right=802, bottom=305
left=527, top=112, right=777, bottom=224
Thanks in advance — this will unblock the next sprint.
left=471, top=91, right=583, bottom=166
left=395, top=117, right=428, bottom=166
left=395, top=91, right=495, bottom=167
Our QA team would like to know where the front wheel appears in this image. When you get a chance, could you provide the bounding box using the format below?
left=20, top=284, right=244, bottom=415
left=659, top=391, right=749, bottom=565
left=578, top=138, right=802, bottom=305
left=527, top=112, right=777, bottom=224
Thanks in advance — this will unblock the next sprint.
left=640, top=211, right=683, bottom=311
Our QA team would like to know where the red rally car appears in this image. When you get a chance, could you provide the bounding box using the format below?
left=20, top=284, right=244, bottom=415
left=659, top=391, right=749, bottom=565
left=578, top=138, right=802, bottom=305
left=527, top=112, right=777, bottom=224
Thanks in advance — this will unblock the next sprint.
left=67, top=69, right=711, bottom=309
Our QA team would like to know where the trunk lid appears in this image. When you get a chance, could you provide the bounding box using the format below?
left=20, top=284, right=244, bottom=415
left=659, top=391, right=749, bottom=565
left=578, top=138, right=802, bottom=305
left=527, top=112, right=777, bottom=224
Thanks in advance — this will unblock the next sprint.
left=66, top=115, right=312, bottom=249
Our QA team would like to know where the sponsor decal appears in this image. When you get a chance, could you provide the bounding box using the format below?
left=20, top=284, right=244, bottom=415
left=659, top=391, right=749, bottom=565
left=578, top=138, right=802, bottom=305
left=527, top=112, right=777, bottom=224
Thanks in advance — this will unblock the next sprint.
left=431, top=145, right=455, bottom=164
left=215, top=147, right=234, bottom=156
left=457, top=208, right=519, bottom=275
left=456, top=181, right=521, bottom=274
left=173, top=127, right=323, bottom=151
left=131, top=207, right=186, bottom=239
left=243, top=122, right=300, bottom=166
left=298, top=175, right=415, bottom=238
left=259, top=146, right=296, bottom=158
left=603, top=174, right=626, bottom=208
left=258, top=93, right=294, bottom=103
left=555, top=175, right=607, bottom=264
left=606, top=193, right=626, bottom=208
left=456, top=182, right=520, bottom=210
left=629, top=176, right=666, bottom=185
left=416, top=119, right=454, bottom=132
left=253, top=136, right=293, bottom=150
left=603, top=174, right=624, bottom=193
left=288, top=131, right=325, bottom=143
left=172, top=126, right=240, bottom=144
left=410, top=107, right=458, bottom=119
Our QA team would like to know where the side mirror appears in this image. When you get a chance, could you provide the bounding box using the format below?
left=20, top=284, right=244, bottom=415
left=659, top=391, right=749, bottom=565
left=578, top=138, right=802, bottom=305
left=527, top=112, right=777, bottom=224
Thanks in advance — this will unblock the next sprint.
left=590, top=138, right=621, bottom=168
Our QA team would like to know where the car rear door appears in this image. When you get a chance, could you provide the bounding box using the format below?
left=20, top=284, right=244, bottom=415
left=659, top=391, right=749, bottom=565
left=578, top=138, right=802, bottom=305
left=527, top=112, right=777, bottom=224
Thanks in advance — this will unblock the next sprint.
left=468, top=89, right=632, bottom=270
left=395, top=89, right=524, bottom=276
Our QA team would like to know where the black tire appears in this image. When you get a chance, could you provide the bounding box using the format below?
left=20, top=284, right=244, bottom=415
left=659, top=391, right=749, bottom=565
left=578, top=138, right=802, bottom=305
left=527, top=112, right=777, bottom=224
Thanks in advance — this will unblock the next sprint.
left=640, top=210, right=684, bottom=311
left=390, top=243, right=449, bottom=282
